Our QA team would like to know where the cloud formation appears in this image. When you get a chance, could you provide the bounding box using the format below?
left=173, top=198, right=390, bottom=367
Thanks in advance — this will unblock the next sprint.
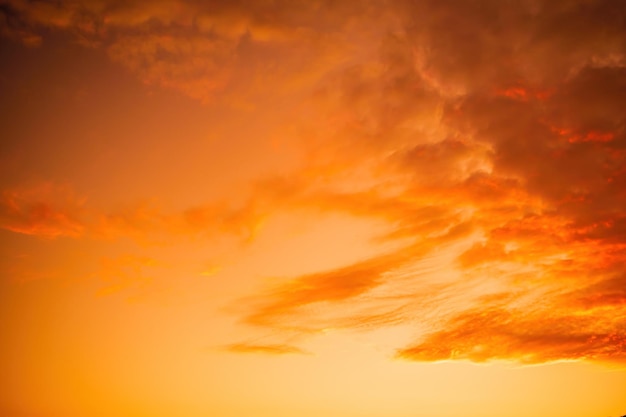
left=231, top=0, right=626, bottom=363
left=223, top=342, right=308, bottom=356
left=0, top=0, right=391, bottom=102
left=2, top=0, right=626, bottom=364
left=0, top=182, right=85, bottom=238
left=0, top=182, right=265, bottom=245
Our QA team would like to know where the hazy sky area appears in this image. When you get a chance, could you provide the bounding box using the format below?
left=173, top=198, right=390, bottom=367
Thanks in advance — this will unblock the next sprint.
left=1, top=1, right=626, bottom=416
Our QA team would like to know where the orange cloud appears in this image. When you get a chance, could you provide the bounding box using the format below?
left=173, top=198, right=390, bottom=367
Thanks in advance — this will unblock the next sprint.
left=3, top=0, right=626, bottom=367
left=396, top=310, right=626, bottom=364
left=0, top=180, right=269, bottom=244
left=242, top=248, right=414, bottom=330
left=1, top=0, right=392, bottom=102
left=226, top=0, right=626, bottom=366
left=0, top=183, right=85, bottom=238
left=223, top=342, right=308, bottom=355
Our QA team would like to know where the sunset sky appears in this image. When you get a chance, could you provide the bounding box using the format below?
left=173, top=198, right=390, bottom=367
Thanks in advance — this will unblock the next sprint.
left=1, top=1, right=626, bottom=416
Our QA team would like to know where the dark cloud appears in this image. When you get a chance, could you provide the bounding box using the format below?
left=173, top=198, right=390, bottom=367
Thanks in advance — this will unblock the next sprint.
left=0, top=0, right=394, bottom=101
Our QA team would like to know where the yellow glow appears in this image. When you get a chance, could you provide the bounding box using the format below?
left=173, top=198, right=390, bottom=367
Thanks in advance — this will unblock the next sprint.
left=1, top=1, right=626, bottom=417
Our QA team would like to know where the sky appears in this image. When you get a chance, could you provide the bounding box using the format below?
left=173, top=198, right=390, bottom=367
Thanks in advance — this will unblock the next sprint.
left=1, top=0, right=626, bottom=416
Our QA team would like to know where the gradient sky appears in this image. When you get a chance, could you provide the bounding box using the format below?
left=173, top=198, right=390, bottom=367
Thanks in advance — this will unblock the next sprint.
left=1, top=1, right=626, bottom=416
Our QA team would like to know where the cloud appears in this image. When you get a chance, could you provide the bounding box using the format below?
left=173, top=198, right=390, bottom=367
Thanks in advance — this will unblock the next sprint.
left=0, top=0, right=393, bottom=102
left=228, top=0, right=626, bottom=365
left=223, top=342, right=308, bottom=356
left=0, top=183, right=85, bottom=238
left=3, top=0, right=626, bottom=365
left=0, top=177, right=272, bottom=245
left=242, top=248, right=414, bottom=330
left=0, top=1, right=42, bottom=46
left=396, top=298, right=626, bottom=364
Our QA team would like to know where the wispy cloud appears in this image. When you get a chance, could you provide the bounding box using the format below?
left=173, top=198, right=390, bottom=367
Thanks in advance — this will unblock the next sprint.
left=0, top=182, right=85, bottom=238
left=0, top=182, right=265, bottom=244
left=223, top=342, right=308, bottom=356
left=229, top=0, right=626, bottom=364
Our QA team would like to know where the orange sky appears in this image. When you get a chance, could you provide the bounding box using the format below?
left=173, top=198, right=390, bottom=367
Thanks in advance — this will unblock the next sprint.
left=1, top=1, right=626, bottom=416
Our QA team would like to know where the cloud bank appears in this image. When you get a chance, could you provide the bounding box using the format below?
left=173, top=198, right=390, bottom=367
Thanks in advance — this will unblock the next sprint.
left=2, top=0, right=625, bottom=364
